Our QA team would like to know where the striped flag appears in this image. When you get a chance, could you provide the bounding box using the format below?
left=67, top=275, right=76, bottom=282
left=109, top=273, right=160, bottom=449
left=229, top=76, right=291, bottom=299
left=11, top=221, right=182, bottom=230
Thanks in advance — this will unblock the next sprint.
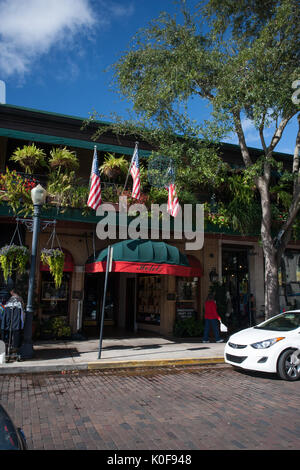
left=87, top=146, right=102, bottom=210
left=167, top=166, right=180, bottom=217
left=130, top=143, right=141, bottom=200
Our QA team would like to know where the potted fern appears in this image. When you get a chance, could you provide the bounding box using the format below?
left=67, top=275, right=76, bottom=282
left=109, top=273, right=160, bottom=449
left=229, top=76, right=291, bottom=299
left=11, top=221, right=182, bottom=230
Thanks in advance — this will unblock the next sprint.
left=49, top=147, right=79, bottom=173
left=10, top=143, right=47, bottom=174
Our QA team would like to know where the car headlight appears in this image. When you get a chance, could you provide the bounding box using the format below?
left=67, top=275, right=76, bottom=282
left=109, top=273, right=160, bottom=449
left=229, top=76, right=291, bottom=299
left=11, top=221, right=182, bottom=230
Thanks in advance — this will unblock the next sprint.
left=251, top=337, right=285, bottom=349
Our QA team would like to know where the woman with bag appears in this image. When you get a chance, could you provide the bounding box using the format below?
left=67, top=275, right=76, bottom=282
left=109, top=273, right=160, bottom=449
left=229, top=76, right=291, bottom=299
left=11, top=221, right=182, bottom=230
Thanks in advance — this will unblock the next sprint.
left=202, top=294, right=224, bottom=343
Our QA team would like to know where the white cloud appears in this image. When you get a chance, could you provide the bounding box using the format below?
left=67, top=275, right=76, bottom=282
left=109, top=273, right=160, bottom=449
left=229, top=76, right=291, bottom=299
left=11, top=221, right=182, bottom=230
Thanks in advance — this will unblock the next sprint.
left=0, top=0, right=96, bottom=77
left=0, top=0, right=134, bottom=79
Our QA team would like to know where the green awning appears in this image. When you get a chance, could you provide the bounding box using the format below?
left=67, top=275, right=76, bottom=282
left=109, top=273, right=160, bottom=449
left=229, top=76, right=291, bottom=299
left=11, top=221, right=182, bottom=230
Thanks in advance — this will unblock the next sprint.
left=86, top=239, right=203, bottom=276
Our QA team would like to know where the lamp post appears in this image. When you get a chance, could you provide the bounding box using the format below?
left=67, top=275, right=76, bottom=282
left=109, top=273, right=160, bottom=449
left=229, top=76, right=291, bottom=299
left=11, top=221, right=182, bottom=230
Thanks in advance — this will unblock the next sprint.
left=20, top=184, right=47, bottom=359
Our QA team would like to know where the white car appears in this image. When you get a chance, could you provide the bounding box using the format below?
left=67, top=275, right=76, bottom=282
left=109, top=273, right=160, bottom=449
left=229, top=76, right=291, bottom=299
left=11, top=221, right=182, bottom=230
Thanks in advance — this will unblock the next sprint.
left=224, top=310, right=300, bottom=381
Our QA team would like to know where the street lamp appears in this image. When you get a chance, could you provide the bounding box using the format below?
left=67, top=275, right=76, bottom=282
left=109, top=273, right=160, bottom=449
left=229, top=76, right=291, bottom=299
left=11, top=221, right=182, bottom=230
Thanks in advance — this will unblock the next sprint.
left=20, top=184, right=47, bottom=359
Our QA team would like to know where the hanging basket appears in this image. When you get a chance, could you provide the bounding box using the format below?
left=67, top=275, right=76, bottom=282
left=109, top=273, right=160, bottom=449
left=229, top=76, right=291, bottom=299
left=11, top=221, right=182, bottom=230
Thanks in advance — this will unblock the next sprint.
left=40, top=248, right=65, bottom=288
left=0, top=244, right=30, bottom=282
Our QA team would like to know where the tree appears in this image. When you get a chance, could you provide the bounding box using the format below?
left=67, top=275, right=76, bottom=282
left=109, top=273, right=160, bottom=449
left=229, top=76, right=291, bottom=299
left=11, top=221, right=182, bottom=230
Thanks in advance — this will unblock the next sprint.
left=109, top=0, right=300, bottom=318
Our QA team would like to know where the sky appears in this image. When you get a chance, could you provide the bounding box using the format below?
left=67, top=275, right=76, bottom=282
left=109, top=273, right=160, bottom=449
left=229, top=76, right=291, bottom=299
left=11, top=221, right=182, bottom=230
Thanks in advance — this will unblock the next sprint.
left=0, top=0, right=298, bottom=155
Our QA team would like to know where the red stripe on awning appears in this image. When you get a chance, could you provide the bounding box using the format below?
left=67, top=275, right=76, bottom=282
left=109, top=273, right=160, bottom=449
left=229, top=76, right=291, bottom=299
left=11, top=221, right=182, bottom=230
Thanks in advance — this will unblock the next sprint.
left=86, top=257, right=202, bottom=277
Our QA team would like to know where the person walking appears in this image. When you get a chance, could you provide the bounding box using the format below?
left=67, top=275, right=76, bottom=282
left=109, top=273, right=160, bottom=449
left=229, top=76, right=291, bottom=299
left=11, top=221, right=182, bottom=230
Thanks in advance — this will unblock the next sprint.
left=202, top=293, right=224, bottom=343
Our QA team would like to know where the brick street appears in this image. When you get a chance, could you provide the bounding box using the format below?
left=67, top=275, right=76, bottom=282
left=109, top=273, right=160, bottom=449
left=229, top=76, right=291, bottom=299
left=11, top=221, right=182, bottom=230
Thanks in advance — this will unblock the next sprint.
left=0, top=365, right=299, bottom=451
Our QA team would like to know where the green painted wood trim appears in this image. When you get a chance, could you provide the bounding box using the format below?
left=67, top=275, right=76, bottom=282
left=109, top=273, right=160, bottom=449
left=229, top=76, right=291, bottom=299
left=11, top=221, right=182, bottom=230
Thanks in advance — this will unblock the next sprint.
left=0, top=127, right=152, bottom=157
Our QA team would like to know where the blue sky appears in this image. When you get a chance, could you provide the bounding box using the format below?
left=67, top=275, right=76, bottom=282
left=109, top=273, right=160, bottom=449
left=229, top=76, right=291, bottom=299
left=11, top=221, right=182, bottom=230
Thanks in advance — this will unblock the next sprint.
left=0, top=0, right=298, bottom=155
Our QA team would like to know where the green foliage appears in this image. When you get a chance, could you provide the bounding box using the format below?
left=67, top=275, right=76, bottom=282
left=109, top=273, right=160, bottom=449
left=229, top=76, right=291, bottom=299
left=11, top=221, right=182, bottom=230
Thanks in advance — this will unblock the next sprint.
left=41, top=316, right=71, bottom=339
left=10, top=144, right=47, bottom=174
left=0, top=168, right=34, bottom=216
left=173, top=317, right=204, bottom=337
left=99, top=153, right=129, bottom=180
left=111, top=0, right=300, bottom=247
left=0, top=245, right=29, bottom=282
left=49, top=147, right=79, bottom=173
left=40, top=248, right=65, bottom=288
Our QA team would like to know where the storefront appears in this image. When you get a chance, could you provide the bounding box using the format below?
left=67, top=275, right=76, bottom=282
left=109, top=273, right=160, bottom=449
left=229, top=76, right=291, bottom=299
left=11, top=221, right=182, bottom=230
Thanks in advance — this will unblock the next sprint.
left=39, top=249, right=74, bottom=321
left=84, top=239, right=203, bottom=336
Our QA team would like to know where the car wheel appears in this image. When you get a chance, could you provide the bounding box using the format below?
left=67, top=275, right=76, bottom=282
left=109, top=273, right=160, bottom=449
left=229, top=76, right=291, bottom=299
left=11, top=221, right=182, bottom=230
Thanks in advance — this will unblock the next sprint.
left=277, top=348, right=300, bottom=381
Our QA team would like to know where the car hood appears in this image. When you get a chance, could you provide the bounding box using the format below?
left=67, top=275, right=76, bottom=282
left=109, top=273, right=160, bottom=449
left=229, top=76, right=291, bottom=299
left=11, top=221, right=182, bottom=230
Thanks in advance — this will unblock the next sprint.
left=228, top=327, right=296, bottom=345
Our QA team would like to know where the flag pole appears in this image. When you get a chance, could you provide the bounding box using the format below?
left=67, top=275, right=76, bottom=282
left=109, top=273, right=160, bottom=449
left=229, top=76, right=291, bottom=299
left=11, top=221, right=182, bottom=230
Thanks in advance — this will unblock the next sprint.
left=98, top=245, right=113, bottom=359
left=122, top=141, right=139, bottom=194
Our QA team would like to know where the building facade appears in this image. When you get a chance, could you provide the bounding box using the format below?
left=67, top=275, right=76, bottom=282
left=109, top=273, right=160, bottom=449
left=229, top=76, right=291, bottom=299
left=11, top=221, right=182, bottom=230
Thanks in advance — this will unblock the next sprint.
left=0, top=104, right=299, bottom=340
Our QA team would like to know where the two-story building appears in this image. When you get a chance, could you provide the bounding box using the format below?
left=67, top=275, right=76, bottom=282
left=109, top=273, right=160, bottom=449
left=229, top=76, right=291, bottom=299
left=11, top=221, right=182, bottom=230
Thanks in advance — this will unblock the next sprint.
left=0, top=103, right=298, bottom=340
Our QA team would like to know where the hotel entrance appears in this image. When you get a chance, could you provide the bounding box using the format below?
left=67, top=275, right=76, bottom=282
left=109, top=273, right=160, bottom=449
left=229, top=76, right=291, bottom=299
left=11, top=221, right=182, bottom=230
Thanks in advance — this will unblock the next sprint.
left=84, top=240, right=203, bottom=338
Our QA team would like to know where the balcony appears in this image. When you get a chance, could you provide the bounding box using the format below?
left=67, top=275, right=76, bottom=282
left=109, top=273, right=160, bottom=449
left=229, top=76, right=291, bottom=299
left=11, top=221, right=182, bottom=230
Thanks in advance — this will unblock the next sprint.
left=0, top=170, right=150, bottom=217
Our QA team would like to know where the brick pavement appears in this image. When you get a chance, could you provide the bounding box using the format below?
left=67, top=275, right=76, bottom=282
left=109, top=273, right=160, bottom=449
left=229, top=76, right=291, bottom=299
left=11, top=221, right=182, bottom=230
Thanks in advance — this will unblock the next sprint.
left=0, top=365, right=299, bottom=450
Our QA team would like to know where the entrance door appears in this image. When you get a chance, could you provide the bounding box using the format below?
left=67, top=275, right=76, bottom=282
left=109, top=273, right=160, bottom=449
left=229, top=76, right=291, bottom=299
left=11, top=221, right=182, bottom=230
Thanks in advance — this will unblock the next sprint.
left=125, top=278, right=135, bottom=331
left=83, top=273, right=119, bottom=336
left=222, top=247, right=251, bottom=331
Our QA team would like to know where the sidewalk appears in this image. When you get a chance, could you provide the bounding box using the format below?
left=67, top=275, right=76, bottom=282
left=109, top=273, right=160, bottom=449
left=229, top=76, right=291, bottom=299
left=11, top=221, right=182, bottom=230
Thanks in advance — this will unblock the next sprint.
left=0, top=334, right=226, bottom=374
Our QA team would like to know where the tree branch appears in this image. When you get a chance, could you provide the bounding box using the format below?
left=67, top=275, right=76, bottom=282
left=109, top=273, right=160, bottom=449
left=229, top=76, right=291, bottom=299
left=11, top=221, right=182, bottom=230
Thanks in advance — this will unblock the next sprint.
left=232, top=109, right=253, bottom=167
left=267, top=113, right=297, bottom=154
left=259, top=112, right=267, bottom=153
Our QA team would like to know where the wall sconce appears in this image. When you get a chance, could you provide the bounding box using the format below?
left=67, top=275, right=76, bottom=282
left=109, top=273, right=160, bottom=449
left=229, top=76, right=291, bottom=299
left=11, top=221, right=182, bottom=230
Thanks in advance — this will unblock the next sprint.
left=209, top=267, right=219, bottom=283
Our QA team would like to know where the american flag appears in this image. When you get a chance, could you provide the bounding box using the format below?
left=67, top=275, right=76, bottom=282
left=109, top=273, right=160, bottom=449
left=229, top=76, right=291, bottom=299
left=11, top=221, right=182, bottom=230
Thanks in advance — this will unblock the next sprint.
left=130, top=143, right=141, bottom=200
left=167, top=166, right=180, bottom=217
left=87, top=146, right=102, bottom=210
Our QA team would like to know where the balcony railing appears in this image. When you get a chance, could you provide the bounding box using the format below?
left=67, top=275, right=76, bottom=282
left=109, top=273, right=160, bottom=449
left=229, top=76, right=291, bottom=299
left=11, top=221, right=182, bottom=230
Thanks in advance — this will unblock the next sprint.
left=0, top=171, right=148, bottom=213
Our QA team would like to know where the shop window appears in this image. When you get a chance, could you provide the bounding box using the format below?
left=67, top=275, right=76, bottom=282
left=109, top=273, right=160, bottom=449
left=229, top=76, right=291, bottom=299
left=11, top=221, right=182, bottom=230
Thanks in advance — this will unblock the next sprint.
left=40, top=271, right=71, bottom=317
left=176, top=277, right=198, bottom=319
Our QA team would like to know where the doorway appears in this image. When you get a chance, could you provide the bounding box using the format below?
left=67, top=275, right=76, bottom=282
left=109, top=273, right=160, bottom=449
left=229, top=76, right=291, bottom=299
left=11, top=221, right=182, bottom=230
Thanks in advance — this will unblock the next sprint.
left=222, top=246, right=252, bottom=330
left=125, top=278, right=136, bottom=331
left=82, top=273, right=119, bottom=336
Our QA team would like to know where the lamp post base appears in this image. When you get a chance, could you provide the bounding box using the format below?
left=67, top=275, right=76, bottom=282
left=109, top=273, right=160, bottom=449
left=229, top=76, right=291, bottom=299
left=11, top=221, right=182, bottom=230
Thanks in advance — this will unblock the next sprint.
left=19, top=342, right=34, bottom=360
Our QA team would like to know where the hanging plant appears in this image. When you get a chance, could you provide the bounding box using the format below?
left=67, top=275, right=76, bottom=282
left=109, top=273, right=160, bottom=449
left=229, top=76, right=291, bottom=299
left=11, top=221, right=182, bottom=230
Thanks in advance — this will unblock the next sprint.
left=0, top=245, right=29, bottom=281
left=40, top=248, right=65, bottom=288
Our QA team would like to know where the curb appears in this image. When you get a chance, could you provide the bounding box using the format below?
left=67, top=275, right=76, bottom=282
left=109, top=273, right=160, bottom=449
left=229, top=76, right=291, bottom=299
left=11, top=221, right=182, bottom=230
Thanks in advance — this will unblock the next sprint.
left=87, top=357, right=225, bottom=370
left=0, top=357, right=225, bottom=374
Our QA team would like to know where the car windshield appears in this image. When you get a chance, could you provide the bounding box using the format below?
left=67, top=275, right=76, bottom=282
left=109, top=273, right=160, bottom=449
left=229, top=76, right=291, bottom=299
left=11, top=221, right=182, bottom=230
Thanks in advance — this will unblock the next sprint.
left=255, top=312, right=300, bottom=331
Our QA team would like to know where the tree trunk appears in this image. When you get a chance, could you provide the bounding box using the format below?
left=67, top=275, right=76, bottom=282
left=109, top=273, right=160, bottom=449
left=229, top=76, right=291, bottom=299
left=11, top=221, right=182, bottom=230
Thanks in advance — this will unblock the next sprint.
left=256, top=171, right=282, bottom=320
left=263, top=246, right=280, bottom=319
